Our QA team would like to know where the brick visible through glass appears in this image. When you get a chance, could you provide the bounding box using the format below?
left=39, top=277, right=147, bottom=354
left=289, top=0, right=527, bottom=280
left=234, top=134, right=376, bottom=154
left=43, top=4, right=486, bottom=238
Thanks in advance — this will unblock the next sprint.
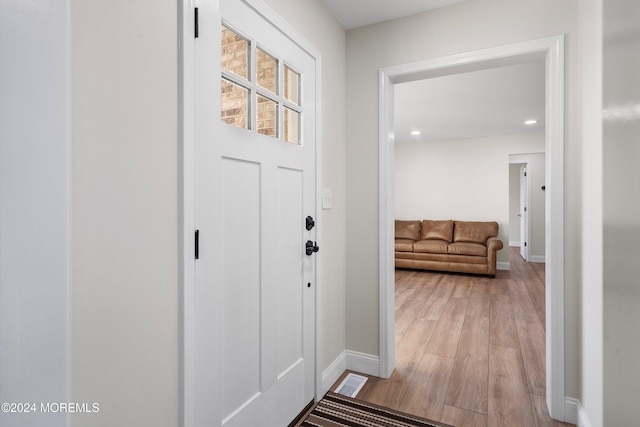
left=257, top=49, right=277, bottom=94
left=221, top=78, right=249, bottom=129
left=221, top=27, right=249, bottom=80
left=257, top=95, right=277, bottom=138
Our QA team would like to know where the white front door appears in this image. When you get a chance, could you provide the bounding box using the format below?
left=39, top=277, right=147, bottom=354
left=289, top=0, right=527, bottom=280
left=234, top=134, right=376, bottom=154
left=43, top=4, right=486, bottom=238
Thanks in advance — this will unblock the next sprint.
left=520, top=164, right=528, bottom=261
left=193, top=1, right=317, bottom=425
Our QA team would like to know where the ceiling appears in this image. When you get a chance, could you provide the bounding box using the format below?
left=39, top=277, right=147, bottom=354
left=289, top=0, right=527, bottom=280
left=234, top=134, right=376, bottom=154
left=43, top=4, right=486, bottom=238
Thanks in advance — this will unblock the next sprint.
left=319, top=0, right=466, bottom=30
left=316, top=0, right=545, bottom=144
left=394, top=61, right=546, bottom=144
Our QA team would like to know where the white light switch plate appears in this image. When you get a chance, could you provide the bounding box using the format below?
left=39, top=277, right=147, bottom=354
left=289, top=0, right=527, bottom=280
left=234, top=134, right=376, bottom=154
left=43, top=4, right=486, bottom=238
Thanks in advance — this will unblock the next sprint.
left=322, top=189, right=332, bottom=210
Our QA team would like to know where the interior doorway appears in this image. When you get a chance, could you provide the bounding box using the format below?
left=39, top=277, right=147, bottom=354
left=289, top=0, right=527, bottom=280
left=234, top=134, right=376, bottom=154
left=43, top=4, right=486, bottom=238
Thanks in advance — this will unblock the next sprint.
left=509, top=161, right=532, bottom=261
left=378, top=36, right=567, bottom=421
left=520, top=163, right=530, bottom=261
left=510, top=154, right=546, bottom=264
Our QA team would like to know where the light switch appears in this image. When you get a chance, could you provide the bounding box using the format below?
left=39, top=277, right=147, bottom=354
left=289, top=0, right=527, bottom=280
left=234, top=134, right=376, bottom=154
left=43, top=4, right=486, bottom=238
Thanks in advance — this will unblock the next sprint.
left=322, top=189, right=332, bottom=210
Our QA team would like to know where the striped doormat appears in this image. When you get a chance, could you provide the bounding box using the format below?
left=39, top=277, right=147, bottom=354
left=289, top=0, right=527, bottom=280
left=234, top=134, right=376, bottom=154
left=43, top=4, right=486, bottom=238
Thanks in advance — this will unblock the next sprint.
left=300, top=392, right=452, bottom=427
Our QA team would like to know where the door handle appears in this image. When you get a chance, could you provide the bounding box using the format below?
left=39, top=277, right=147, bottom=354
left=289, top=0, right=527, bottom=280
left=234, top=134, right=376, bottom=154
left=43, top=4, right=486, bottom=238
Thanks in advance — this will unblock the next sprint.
left=305, top=240, right=319, bottom=256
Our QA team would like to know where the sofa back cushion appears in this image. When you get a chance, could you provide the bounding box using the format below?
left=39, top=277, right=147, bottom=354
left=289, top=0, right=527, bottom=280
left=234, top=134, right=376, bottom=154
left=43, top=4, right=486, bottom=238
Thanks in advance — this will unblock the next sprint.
left=453, top=221, right=499, bottom=244
left=421, top=220, right=454, bottom=243
left=395, top=220, right=421, bottom=241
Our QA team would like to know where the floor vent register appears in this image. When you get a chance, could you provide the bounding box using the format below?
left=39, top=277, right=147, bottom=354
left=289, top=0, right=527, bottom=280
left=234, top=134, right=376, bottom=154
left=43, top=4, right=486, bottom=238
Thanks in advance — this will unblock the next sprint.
left=334, top=373, right=368, bottom=398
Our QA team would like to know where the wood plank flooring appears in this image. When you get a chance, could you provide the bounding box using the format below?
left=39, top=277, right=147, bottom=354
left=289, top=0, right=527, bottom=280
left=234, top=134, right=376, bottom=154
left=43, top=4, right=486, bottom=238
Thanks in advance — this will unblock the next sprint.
left=331, top=247, right=574, bottom=427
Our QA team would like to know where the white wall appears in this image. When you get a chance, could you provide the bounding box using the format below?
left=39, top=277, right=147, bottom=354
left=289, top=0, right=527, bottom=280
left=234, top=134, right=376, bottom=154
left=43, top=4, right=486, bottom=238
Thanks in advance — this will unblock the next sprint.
left=346, top=0, right=582, bottom=398
left=0, top=1, right=70, bottom=426
left=261, top=0, right=347, bottom=376
left=71, top=1, right=179, bottom=425
left=510, top=153, right=546, bottom=261
left=394, top=132, right=544, bottom=266
left=603, top=0, right=640, bottom=424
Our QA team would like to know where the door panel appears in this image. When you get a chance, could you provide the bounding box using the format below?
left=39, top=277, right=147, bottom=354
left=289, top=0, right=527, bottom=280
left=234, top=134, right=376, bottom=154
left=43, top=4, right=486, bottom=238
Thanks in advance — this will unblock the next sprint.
left=221, top=157, right=262, bottom=419
left=194, top=1, right=317, bottom=425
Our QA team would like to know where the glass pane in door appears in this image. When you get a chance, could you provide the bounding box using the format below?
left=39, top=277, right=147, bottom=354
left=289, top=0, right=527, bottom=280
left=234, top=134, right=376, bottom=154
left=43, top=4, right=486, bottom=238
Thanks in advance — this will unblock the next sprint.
left=284, top=66, right=300, bottom=105
left=221, top=26, right=249, bottom=80
left=221, top=78, right=249, bottom=129
left=257, top=48, right=277, bottom=94
left=257, top=95, right=277, bottom=138
left=283, top=107, right=300, bottom=144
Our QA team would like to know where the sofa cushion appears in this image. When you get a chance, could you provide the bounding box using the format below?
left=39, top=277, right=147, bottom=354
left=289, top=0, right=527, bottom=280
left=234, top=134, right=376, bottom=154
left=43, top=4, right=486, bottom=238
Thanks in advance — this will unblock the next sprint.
left=395, top=220, right=421, bottom=241
left=453, top=221, right=498, bottom=244
left=421, top=220, right=454, bottom=242
left=414, top=239, right=449, bottom=254
left=395, top=251, right=487, bottom=264
left=395, top=239, right=415, bottom=252
left=448, top=242, right=488, bottom=257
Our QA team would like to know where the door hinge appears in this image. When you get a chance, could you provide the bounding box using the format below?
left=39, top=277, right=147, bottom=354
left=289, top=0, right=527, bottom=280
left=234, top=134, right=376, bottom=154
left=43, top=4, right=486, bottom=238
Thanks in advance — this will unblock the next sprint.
left=195, top=229, right=200, bottom=259
left=524, top=242, right=527, bottom=247
left=524, top=171, right=527, bottom=177
left=524, top=206, right=527, bottom=212
left=194, top=8, right=199, bottom=38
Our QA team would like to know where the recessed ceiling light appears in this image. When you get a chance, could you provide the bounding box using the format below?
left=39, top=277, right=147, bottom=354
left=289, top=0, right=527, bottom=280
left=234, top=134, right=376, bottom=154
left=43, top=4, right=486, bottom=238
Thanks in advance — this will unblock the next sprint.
left=524, top=119, right=537, bottom=125
left=411, top=130, right=421, bottom=136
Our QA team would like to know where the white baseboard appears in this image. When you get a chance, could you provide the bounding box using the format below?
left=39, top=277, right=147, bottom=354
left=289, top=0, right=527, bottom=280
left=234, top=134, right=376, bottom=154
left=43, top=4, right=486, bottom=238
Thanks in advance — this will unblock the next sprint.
left=565, top=397, right=594, bottom=427
left=529, top=255, right=546, bottom=263
left=497, top=261, right=510, bottom=271
left=346, top=350, right=380, bottom=377
left=321, top=351, right=346, bottom=395
left=577, top=402, right=593, bottom=427
left=565, top=397, right=579, bottom=425
left=510, top=241, right=521, bottom=247
left=321, top=350, right=381, bottom=396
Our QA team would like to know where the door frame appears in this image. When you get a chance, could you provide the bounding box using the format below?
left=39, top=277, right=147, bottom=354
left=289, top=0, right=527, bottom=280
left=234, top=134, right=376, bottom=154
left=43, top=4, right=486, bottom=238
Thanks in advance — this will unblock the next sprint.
left=378, top=36, right=566, bottom=420
left=178, top=1, right=323, bottom=425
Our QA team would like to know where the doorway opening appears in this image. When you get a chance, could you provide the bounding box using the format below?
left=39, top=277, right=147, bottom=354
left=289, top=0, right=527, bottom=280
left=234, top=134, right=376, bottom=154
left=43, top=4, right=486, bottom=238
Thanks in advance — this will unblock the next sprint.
left=378, top=36, right=566, bottom=421
left=509, top=155, right=546, bottom=265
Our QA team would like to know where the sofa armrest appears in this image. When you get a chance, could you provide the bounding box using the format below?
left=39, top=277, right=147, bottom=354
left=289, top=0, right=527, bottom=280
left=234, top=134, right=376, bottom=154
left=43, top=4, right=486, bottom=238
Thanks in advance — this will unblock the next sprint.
left=486, top=237, right=504, bottom=276
left=486, top=237, right=503, bottom=252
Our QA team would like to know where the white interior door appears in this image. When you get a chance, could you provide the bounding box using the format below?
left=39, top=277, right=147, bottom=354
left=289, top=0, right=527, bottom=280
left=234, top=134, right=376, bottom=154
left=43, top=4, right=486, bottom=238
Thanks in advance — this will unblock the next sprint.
left=193, top=1, right=317, bottom=425
left=520, top=164, right=529, bottom=261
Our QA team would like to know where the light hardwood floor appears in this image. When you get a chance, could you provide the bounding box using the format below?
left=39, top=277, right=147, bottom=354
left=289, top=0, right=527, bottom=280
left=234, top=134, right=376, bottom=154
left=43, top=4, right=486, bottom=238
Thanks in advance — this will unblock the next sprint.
left=331, top=247, right=574, bottom=427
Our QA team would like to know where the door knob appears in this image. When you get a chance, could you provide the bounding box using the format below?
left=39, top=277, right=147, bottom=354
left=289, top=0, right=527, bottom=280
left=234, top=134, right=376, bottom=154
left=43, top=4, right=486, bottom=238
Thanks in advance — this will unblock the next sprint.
left=305, top=240, right=319, bottom=256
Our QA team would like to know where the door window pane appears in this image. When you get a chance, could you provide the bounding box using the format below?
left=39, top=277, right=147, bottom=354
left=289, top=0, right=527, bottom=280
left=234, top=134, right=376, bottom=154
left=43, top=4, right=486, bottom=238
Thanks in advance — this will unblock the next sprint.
left=257, top=95, right=277, bottom=138
left=220, top=24, right=303, bottom=142
left=221, top=26, right=249, bottom=80
left=221, top=78, right=249, bottom=129
left=283, top=107, right=300, bottom=144
left=257, top=48, right=277, bottom=94
left=284, top=66, right=300, bottom=105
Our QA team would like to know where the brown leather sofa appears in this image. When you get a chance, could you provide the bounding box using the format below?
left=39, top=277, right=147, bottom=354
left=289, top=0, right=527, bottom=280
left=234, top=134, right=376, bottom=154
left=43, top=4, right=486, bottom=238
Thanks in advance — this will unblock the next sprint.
left=395, top=220, right=504, bottom=277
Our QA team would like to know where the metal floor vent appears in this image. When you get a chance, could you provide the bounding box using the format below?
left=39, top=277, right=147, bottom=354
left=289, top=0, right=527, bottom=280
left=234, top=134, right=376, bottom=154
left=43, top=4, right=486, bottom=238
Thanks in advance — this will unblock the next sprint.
left=335, top=373, right=368, bottom=398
